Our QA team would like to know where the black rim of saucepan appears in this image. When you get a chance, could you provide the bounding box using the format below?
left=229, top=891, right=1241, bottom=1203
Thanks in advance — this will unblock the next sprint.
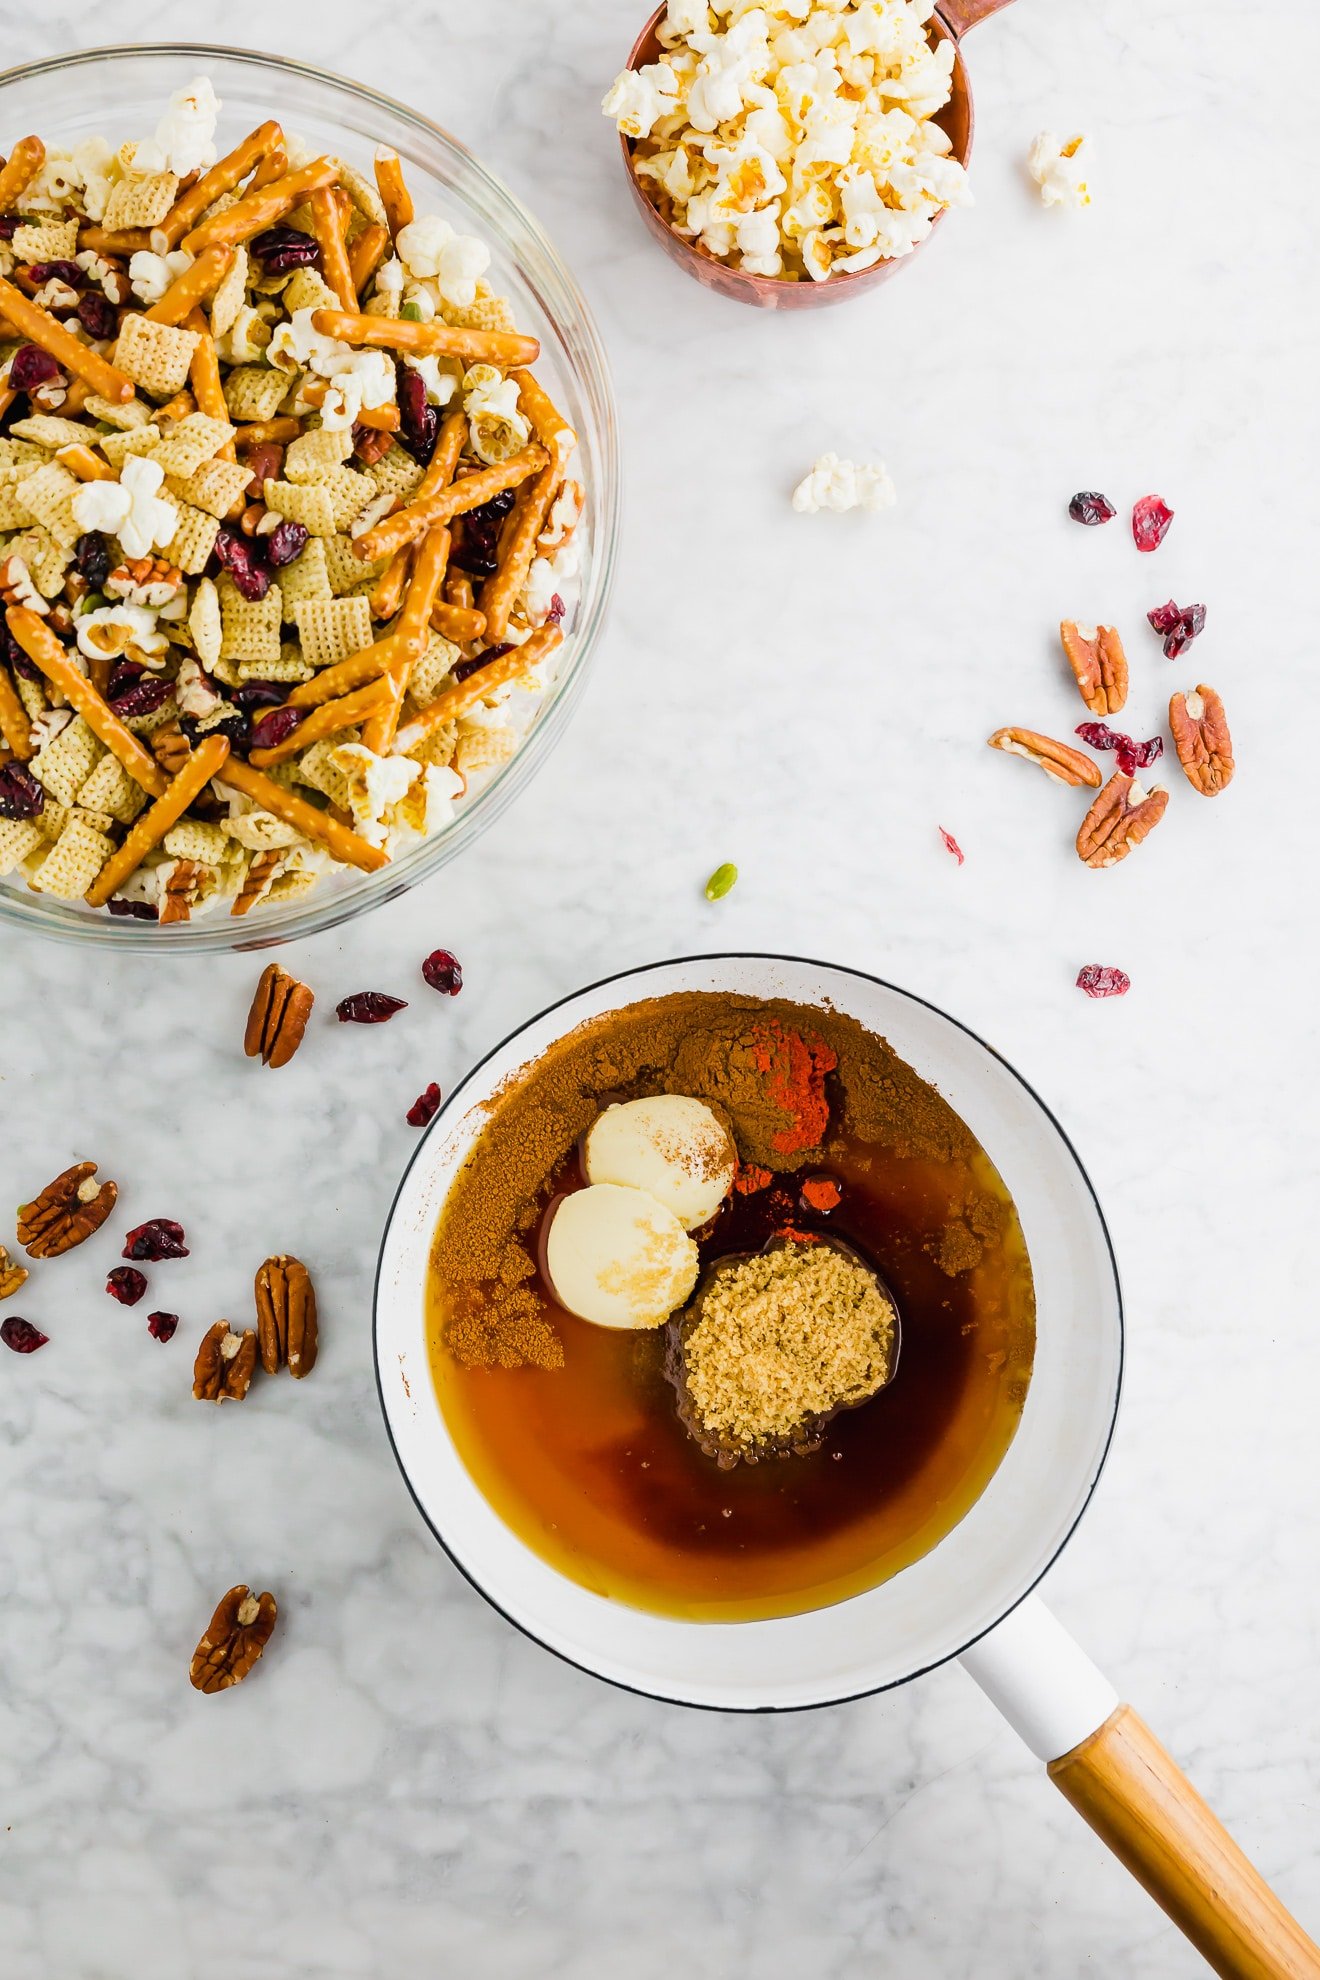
left=372, top=952, right=1125, bottom=1715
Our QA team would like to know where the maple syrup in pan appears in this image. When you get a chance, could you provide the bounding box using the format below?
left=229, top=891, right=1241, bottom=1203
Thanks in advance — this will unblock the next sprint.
left=428, top=1134, right=1035, bottom=1623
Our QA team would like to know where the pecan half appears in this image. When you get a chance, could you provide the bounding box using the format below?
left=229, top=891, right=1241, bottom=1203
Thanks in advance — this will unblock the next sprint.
left=151, top=721, right=192, bottom=778
left=987, top=726, right=1102, bottom=788
left=1170, top=684, right=1234, bottom=796
left=244, top=963, right=314, bottom=1070
left=0, top=1244, right=29, bottom=1301
left=159, top=858, right=203, bottom=925
left=255, top=1254, right=318, bottom=1378
left=192, top=1320, right=258, bottom=1403
left=231, top=849, right=283, bottom=919
left=17, top=1161, right=118, bottom=1259
left=1077, top=773, right=1169, bottom=869
left=1061, top=620, right=1129, bottom=716
left=105, top=557, right=185, bottom=610
left=189, top=1585, right=278, bottom=1693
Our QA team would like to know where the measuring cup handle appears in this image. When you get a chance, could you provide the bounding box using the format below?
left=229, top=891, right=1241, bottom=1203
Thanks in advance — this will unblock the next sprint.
left=961, top=1597, right=1320, bottom=1978
left=939, top=0, right=1017, bottom=35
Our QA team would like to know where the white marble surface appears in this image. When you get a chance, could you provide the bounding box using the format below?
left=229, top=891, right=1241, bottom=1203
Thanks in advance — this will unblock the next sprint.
left=2, top=2, right=1319, bottom=1973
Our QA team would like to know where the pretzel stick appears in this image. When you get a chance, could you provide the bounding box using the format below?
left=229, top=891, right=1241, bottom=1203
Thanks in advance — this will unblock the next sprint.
left=479, top=460, right=558, bottom=643
left=311, top=308, right=539, bottom=372
left=431, top=599, right=486, bottom=644
left=512, top=369, right=577, bottom=471
left=248, top=677, right=394, bottom=768
left=355, top=402, right=400, bottom=433
left=78, top=226, right=151, bottom=256
left=215, top=757, right=389, bottom=873
left=62, top=377, right=95, bottom=417
left=0, top=665, right=32, bottom=760
left=184, top=309, right=234, bottom=453
left=5, top=607, right=168, bottom=797
left=309, top=188, right=356, bottom=313
left=348, top=222, right=390, bottom=296
left=354, top=445, right=548, bottom=563
left=153, top=120, right=284, bottom=251
left=369, top=546, right=412, bottom=621
left=286, top=634, right=408, bottom=709
left=249, top=144, right=287, bottom=192
left=55, top=442, right=116, bottom=482
left=84, top=735, right=229, bottom=908
left=412, top=409, right=466, bottom=509
left=393, top=626, right=563, bottom=754
left=234, top=417, right=301, bottom=450
left=446, top=572, right=475, bottom=611
left=0, top=275, right=134, bottom=404
left=359, top=529, right=450, bottom=755
left=157, top=389, right=196, bottom=423
left=145, top=245, right=234, bottom=326
left=0, top=137, right=45, bottom=211
left=181, top=157, right=339, bottom=254
left=374, top=149, right=414, bottom=239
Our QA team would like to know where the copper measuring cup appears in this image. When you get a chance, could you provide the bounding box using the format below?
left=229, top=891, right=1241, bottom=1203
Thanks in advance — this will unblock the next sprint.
left=618, top=0, right=1017, bottom=309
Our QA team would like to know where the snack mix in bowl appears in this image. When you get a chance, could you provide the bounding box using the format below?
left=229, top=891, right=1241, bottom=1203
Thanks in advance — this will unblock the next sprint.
left=0, top=78, right=585, bottom=924
left=603, top=0, right=970, bottom=283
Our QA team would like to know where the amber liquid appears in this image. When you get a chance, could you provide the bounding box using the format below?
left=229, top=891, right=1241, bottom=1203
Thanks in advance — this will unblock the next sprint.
left=428, top=1134, right=1035, bottom=1622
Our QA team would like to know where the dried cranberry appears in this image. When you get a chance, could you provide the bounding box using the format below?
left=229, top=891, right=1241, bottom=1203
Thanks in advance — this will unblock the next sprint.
left=233, top=680, right=287, bottom=711
left=0, top=762, right=45, bottom=819
left=147, top=1312, right=179, bottom=1342
left=106, top=1266, right=148, bottom=1306
left=1076, top=965, right=1131, bottom=999
left=1068, top=491, right=1116, bottom=526
left=0, top=216, right=18, bottom=240
left=337, top=992, right=408, bottom=1024
left=213, top=528, right=271, bottom=601
left=546, top=593, right=566, bottom=625
left=76, top=290, right=118, bottom=341
left=110, top=674, right=172, bottom=720
left=1132, top=494, right=1174, bottom=552
left=265, top=519, right=309, bottom=568
left=1147, top=598, right=1206, bottom=659
left=250, top=705, right=302, bottom=752
left=407, top=1082, right=443, bottom=1127
left=453, top=642, right=511, bottom=684
left=108, top=658, right=146, bottom=698
left=1075, top=722, right=1163, bottom=777
left=27, top=258, right=85, bottom=290
left=8, top=344, right=62, bottom=395
left=106, top=896, right=158, bottom=921
left=396, top=363, right=439, bottom=464
left=421, top=949, right=463, bottom=995
left=180, top=709, right=251, bottom=752
left=3, top=622, right=38, bottom=680
left=76, top=531, right=112, bottom=586
left=1, top=1315, right=48, bottom=1353
left=938, top=826, right=964, bottom=866
left=122, top=1219, right=189, bottom=1262
left=251, top=224, right=321, bottom=273
left=454, top=490, right=515, bottom=577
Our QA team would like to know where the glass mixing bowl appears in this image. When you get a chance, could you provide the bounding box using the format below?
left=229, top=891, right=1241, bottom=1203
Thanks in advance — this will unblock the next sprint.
left=0, top=45, right=620, bottom=952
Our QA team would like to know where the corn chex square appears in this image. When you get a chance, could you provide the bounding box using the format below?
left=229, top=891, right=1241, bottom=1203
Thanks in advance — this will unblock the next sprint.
left=12, top=218, right=80, bottom=261
left=294, top=737, right=353, bottom=810
left=165, top=503, right=222, bottom=575
left=406, top=632, right=460, bottom=708
left=403, top=720, right=458, bottom=769
left=285, top=427, right=355, bottom=481
left=0, top=437, right=45, bottom=471
left=84, top=393, right=154, bottom=431
left=282, top=268, right=341, bottom=317
left=444, top=291, right=518, bottom=334
left=333, top=157, right=388, bottom=228
left=122, top=695, right=179, bottom=738
left=277, top=537, right=332, bottom=619
left=70, top=804, right=117, bottom=837
left=209, top=247, right=248, bottom=339
left=114, top=315, right=200, bottom=402
left=29, top=814, right=114, bottom=900
left=9, top=415, right=99, bottom=451
left=4, top=527, right=71, bottom=597
left=35, top=799, right=69, bottom=843
left=319, top=466, right=375, bottom=531
left=102, top=169, right=179, bottom=233
left=322, top=531, right=382, bottom=595
left=169, top=457, right=251, bottom=521
left=149, top=412, right=235, bottom=481
left=222, top=365, right=290, bottom=423
left=218, top=574, right=283, bottom=664
left=366, top=444, right=424, bottom=503
left=262, top=479, right=337, bottom=538
left=31, top=715, right=103, bottom=805
left=268, top=867, right=319, bottom=903
left=239, top=646, right=313, bottom=683
left=0, top=817, right=44, bottom=876
left=293, top=595, right=373, bottom=673
left=99, top=425, right=163, bottom=469
left=163, top=818, right=236, bottom=865
left=0, top=481, right=35, bottom=531
left=77, top=752, right=147, bottom=825
left=16, top=462, right=84, bottom=548
left=187, top=577, right=222, bottom=668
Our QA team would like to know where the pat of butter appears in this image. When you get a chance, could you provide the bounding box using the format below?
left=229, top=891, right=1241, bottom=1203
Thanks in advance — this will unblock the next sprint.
left=584, top=1094, right=735, bottom=1231
left=545, top=1183, right=699, bottom=1330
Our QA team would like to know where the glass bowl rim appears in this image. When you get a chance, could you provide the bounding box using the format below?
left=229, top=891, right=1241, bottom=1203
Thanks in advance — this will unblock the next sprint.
left=0, top=42, right=621, bottom=953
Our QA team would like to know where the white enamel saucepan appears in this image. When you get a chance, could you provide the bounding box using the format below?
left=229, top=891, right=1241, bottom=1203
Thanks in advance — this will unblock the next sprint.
left=374, top=955, right=1320, bottom=1978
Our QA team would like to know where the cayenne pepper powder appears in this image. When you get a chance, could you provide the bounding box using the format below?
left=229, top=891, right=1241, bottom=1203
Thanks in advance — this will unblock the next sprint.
left=749, top=1021, right=836, bottom=1154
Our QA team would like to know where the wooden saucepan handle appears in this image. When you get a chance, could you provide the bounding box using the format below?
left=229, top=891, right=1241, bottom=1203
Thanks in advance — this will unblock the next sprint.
left=939, top=0, right=1017, bottom=35
left=1051, top=1706, right=1320, bottom=1980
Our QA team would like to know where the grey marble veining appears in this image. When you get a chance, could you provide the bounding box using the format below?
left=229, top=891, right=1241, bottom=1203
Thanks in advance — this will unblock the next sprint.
left=2, top=2, right=1319, bottom=1974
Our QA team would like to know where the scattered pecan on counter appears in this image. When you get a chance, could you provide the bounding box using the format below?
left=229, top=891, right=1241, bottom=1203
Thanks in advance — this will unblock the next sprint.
left=189, top=1585, right=278, bottom=1694
left=244, top=963, right=315, bottom=1070
left=17, top=1161, right=117, bottom=1259
left=254, top=1255, right=318, bottom=1379
left=1076, top=773, right=1169, bottom=869
left=1169, top=686, right=1234, bottom=796
left=1060, top=620, right=1129, bottom=717
left=193, top=1321, right=258, bottom=1403
left=0, top=1243, right=29, bottom=1300
left=986, top=727, right=1102, bottom=789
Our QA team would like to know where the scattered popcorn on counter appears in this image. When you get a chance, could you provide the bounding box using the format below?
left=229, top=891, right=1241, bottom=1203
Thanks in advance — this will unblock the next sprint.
left=604, top=0, right=971, bottom=282
left=1027, top=131, right=1094, bottom=210
left=792, top=453, right=896, bottom=515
